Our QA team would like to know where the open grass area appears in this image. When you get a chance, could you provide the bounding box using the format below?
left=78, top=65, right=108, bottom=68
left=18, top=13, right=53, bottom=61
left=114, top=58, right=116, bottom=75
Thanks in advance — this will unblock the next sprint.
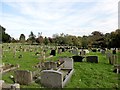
left=1, top=43, right=120, bottom=88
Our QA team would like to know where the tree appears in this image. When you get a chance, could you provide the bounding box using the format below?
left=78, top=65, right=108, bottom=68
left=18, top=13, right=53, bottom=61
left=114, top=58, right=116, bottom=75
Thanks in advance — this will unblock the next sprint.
left=44, top=37, right=49, bottom=45
left=0, top=25, right=11, bottom=43
left=110, top=29, right=120, bottom=48
left=27, top=31, right=36, bottom=44
left=90, top=31, right=104, bottom=48
left=36, top=32, right=44, bottom=45
left=19, top=34, right=25, bottom=43
left=81, top=36, right=88, bottom=48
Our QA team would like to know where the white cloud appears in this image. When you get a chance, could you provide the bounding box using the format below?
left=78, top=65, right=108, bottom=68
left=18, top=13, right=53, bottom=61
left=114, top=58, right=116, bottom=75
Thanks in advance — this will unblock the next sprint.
left=0, top=0, right=119, bottom=39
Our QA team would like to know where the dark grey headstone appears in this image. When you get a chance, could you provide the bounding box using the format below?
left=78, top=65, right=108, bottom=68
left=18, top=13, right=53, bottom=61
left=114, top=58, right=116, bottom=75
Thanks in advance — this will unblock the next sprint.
left=92, top=49, right=97, bottom=52
left=72, top=56, right=84, bottom=62
left=86, top=56, right=98, bottom=63
left=50, top=50, right=56, bottom=56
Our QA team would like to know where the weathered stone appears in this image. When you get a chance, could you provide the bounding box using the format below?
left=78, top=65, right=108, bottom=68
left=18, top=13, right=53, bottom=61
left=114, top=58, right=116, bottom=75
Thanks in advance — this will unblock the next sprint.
left=72, top=49, right=78, bottom=55
left=14, top=70, right=33, bottom=85
left=41, top=70, right=62, bottom=88
left=43, top=61, right=57, bottom=70
left=62, top=58, right=73, bottom=69
left=80, top=50, right=86, bottom=56
left=109, top=55, right=117, bottom=65
left=58, top=48, right=62, bottom=54
left=41, top=68, right=74, bottom=88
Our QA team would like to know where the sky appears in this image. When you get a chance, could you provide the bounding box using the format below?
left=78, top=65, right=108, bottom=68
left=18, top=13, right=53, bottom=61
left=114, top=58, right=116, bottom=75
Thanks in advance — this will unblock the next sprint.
left=0, top=0, right=119, bottom=39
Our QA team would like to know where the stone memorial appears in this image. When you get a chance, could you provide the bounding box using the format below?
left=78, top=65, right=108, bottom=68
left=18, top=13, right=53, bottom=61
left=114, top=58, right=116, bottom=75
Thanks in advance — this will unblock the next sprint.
left=43, top=61, right=57, bottom=70
left=80, top=50, right=86, bottom=56
left=109, top=55, right=117, bottom=65
left=58, top=48, right=62, bottom=54
left=72, top=56, right=84, bottom=62
left=50, top=50, right=56, bottom=56
left=60, top=58, right=73, bottom=69
left=14, top=70, right=33, bottom=85
left=113, top=64, right=120, bottom=74
left=41, top=57, right=74, bottom=88
left=86, top=56, right=98, bottom=63
left=92, top=49, right=97, bottom=52
left=72, top=49, right=78, bottom=55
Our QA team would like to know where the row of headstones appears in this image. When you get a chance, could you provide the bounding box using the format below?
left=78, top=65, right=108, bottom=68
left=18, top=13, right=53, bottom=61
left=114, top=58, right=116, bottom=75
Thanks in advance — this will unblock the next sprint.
left=72, top=56, right=98, bottom=63
left=50, top=47, right=66, bottom=56
left=106, top=52, right=120, bottom=73
left=72, top=54, right=118, bottom=64
left=71, top=49, right=90, bottom=56
left=91, top=48, right=117, bottom=54
left=106, top=52, right=118, bottom=65
left=13, top=57, right=74, bottom=86
left=40, top=58, right=74, bottom=88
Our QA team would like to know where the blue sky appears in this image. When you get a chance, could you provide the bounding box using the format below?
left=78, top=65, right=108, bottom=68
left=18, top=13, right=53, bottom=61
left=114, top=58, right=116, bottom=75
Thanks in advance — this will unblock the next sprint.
left=0, top=0, right=119, bottom=39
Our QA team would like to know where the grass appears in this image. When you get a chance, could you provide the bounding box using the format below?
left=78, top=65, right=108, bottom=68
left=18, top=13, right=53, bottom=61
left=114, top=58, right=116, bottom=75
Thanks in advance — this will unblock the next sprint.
left=1, top=43, right=120, bottom=88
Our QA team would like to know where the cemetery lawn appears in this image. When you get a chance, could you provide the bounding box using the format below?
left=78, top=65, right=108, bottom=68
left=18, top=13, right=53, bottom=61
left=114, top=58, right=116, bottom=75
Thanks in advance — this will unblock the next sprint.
left=2, top=44, right=120, bottom=88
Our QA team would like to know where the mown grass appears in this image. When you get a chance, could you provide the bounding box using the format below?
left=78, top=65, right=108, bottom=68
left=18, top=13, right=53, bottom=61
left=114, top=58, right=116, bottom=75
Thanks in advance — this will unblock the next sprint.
left=1, top=43, right=120, bottom=88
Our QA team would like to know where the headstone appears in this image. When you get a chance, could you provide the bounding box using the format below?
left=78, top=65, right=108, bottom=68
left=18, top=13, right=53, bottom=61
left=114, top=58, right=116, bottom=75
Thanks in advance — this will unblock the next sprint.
left=92, top=49, right=97, bottom=52
left=0, top=80, right=4, bottom=90
left=101, top=50, right=105, bottom=54
left=72, top=56, right=84, bottom=62
left=41, top=69, right=74, bottom=88
left=61, top=58, right=73, bottom=69
left=43, top=61, right=57, bottom=70
left=72, top=49, right=78, bottom=55
left=50, top=50, right=56, bottom=56
left=58, top=48, right=62, bottom=54
left=11, top=83, right=20, bottom=89
left=109, top=55, right=117, bottom=65
left=41, top=70, right=62, bottom=88
left=61, top=48, right=65, bottom=52
left=86, top=56, right=98, bottom=63
left=80, top=50, right=86, bottom=56
left=14, top=70, right=33, bottom=85
left=113, top=64, right=120, bottom=73
left=106, top=52, right=112, bottom=60
left=98, top=49, right=100, bottom=52
left=84, top=49, right=89, bottom=53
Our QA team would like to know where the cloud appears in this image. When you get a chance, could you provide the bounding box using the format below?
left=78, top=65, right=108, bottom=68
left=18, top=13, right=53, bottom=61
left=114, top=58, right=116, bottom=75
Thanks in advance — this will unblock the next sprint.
left=0, top=0, right=119, bottom=39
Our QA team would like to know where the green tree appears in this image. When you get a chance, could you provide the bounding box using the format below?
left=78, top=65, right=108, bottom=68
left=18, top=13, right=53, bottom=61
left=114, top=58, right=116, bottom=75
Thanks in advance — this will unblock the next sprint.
left=44, top=37, right=49, bottom=45
left=27, top=31, right=36, bottom=44
left=19, top=34, right=25, bottom=43
left=90, top=31, right=104, bottom=48
left=0, top=25, right=11, bottom=43
left=36, top=32, right=44, bottom=45
left=110, top=29, right=120, bottom=48
left=81, top=36, right=88, bottom=48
